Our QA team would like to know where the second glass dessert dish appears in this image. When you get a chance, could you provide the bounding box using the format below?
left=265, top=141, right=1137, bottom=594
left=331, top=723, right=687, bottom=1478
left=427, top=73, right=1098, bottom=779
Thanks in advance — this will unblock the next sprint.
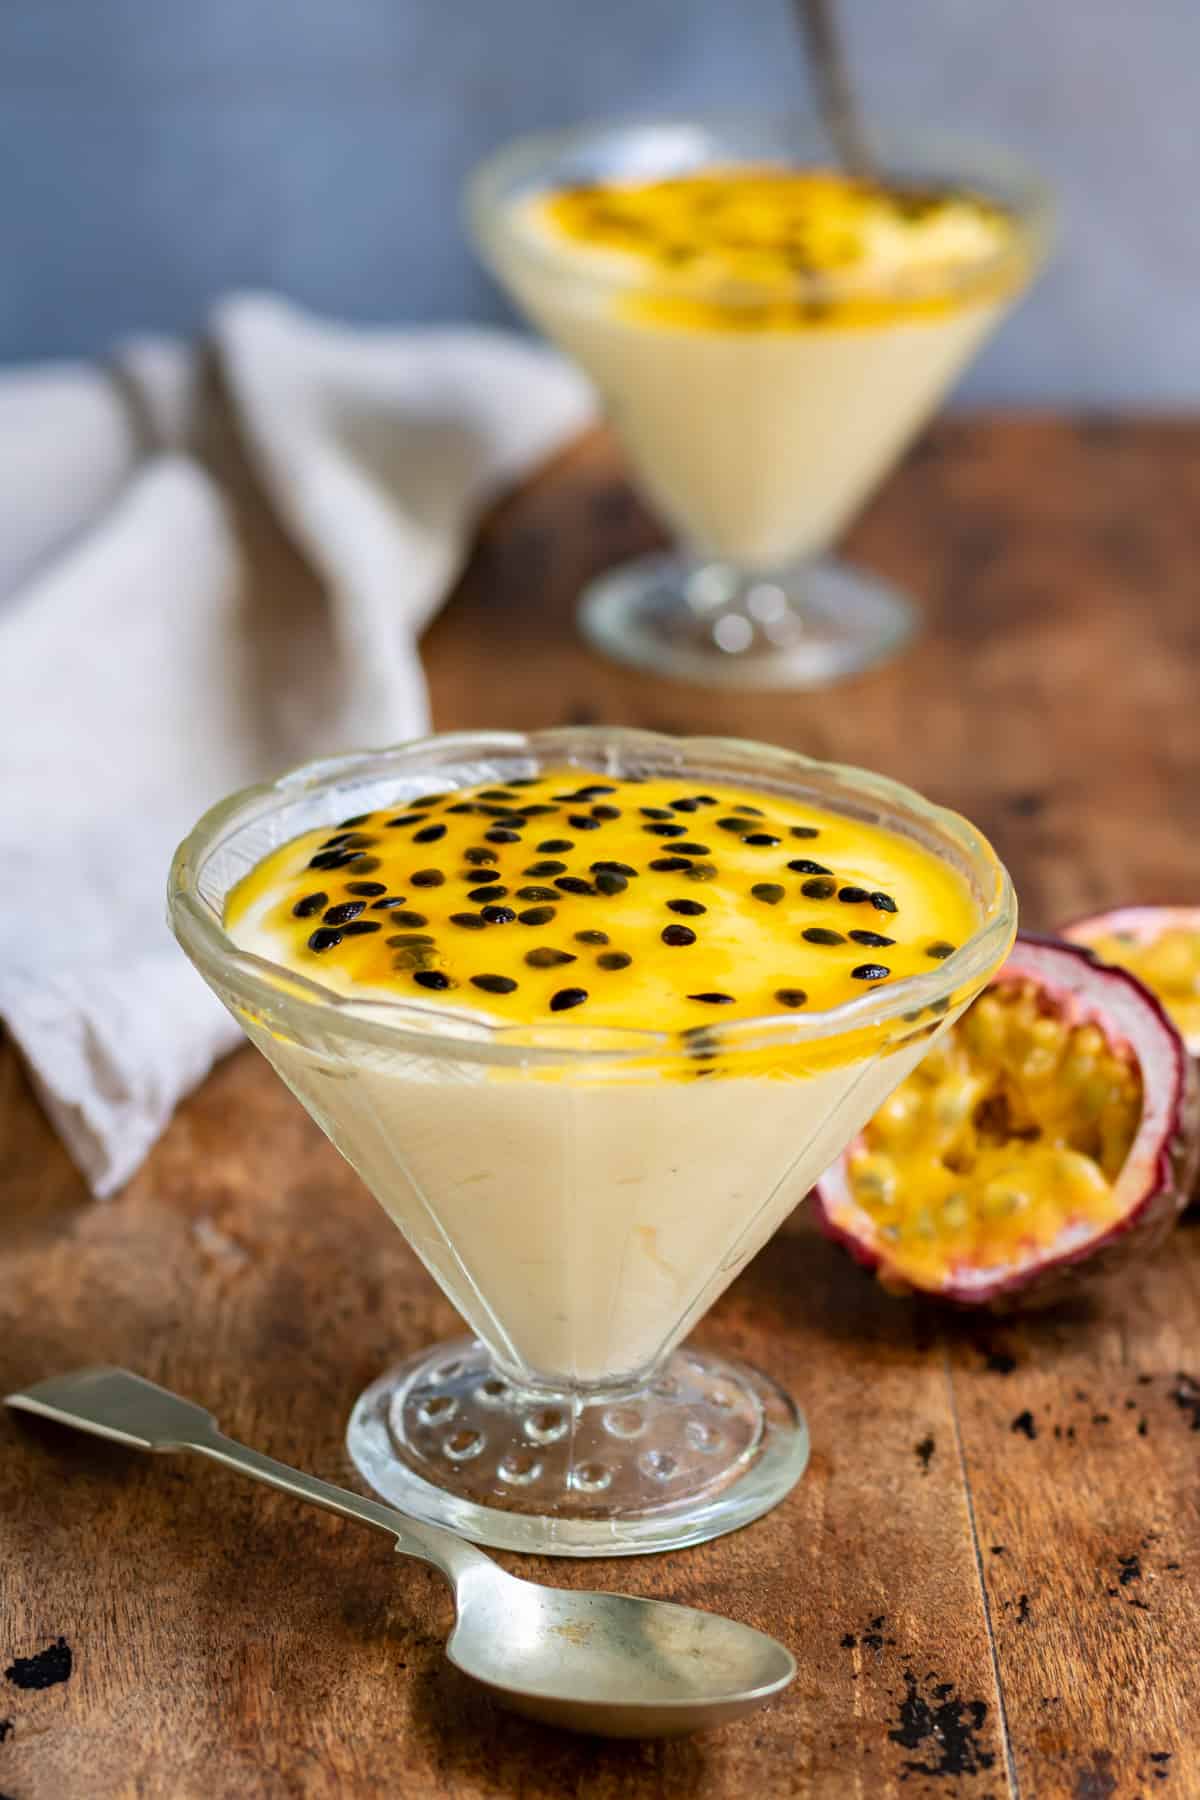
left=170, top=729, right=1015, bottom=1554
left=468, top=117, right=1051, bottom=688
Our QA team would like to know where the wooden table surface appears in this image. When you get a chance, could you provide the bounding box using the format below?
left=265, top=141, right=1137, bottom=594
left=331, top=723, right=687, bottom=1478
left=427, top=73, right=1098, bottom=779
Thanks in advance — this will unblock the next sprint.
left=3, top=414, right=1200, bottom=1800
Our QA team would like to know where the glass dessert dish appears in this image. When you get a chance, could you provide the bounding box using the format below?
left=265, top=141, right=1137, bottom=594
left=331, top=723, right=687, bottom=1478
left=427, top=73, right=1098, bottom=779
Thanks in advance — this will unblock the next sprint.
left=169, top=728, right=1015, bottom=1555
left=467, top=118, right=1050, bottom=689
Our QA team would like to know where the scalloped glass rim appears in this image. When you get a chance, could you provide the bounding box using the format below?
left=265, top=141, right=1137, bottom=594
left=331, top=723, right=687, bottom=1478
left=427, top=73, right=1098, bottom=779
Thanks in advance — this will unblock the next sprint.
left=465, top=114, right=1053, bottom=315
left=168, top=727, right=1016, bottom=1069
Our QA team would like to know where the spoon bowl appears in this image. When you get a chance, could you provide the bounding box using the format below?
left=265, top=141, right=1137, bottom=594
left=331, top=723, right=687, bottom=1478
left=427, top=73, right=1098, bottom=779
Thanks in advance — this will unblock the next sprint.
left=6, top=1367, right=795, bottom=1738
left=447, top=1563, right=795, bottom=1735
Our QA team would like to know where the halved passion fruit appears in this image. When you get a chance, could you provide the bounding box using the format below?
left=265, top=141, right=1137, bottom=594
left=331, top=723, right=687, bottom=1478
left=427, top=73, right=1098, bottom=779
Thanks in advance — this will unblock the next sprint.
left=1061, top=906, right=1200, bottom=1055
left=813, top=935, right=1199, bottom=1308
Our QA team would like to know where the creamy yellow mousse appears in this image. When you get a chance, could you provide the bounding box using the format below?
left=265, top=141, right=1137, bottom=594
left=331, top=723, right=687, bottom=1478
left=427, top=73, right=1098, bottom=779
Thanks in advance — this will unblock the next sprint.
left=502, top=166, right=1028, bottom=567
left=223, top=763, right=998, bottom=1381
left=226, top=769, right=978, bottom=1033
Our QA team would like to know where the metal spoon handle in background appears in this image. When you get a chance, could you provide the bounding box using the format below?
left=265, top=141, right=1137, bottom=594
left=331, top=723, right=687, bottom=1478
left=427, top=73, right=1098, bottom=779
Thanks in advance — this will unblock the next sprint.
left=5, top=1366, right=481, bottom=1587
left=794, top=0, right=877, bottom=183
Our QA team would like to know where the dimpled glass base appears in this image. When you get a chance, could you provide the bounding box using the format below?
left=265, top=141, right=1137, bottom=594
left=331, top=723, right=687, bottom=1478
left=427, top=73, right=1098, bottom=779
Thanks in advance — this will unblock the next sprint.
left=347, top=1338, right=808, bottom=1556
left=580, top=552, right=918, bottom=690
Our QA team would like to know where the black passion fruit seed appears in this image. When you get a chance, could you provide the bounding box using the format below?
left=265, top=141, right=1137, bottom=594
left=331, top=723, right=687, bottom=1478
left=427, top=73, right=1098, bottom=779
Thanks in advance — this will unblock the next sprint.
left=308, top=928, right=343, bottom=952
left=519, top=906, right=556, bottom=925
left=525, top=947, right=577, bottom=968
left=597, top=952, right=632, bottom=970
left=801, top=877, right=837, bottom=900
left=480, top=905, right=517, bottom=925
left=471, top=974, right=518, bottom=995
left=347, top=881, right=387, bottom=896
left=538, top=839, right=574, bottom=853
left=666, top=899, right=706, bottom=916
left=595, top=872, right=628, bottom=896
left=449, top=913, right=486, bottom=930
left=409, top=870, right=445, bottom=888
left=752, top=884, right=785, bottom=905
left=742, top=832, right=781, bottom=847
left=662, top=924, right=697, bottom=947
left=413, top=970, right=453, bottom=991
left=467, top=885, right=508, bottom=903
left=525, top=861, right=567, bottom=877
left=803, top=927, right=845, bottom=945
left=323, top=900, right=365, bottom=925
left=790, top=859, right=833, bottom=876
left=550, top=988, right=588, bottom=1011
left=412, top=824, right=446, bottom=844
left=463, top=846, right=499, bottom=866
left=851, top=963, right=891, bottom=981
left=926, top=940, right=956, bottom=958
left=870, top=893, right=898, bottom=913
left=849, top=930, right=895, bottom=947
left=688, top=992, right=735, bottom=1005
left=292, top=892, right=328, bottom=917
left=574, top=930, right=608, bottom=946
left=775, top=988, right=808, bottom=1007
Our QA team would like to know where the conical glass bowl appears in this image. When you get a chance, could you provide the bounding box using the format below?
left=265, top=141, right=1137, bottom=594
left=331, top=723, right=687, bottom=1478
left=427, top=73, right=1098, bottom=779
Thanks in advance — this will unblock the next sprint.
left=169, top=728, right=1015, bottom=1554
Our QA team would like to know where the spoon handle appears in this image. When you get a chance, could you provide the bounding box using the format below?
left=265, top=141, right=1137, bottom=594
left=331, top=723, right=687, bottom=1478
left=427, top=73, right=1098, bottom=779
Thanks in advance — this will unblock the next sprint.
left=6, top=1366, right=483, bottom=1586
left=793, top=0, right=876, bottom=183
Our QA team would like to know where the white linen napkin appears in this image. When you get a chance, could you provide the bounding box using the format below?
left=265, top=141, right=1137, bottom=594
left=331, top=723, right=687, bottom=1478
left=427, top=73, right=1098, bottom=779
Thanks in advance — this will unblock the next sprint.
left=0, top=294, right=593, bottom=1196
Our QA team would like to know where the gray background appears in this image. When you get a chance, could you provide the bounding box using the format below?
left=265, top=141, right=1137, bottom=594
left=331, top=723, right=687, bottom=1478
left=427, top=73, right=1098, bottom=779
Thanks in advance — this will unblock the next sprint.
left=2, top=0, right=1193, bottom=403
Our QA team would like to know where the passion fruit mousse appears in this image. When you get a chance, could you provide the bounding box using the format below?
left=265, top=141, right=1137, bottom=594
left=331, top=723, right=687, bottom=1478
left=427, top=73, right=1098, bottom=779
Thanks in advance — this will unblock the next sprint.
left=506, top=168, right=1029, bottom=569
left=815, top=935, right=1199, bottom=1309
left=223, top=762, right=999, bottom=1380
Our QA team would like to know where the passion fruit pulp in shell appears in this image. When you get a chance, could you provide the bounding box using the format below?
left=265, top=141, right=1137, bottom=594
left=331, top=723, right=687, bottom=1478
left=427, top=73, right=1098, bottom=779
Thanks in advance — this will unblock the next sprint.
left=1061, top=906, right=1200, bottom=1055
left=813, top=935, right=1200, bottom=1308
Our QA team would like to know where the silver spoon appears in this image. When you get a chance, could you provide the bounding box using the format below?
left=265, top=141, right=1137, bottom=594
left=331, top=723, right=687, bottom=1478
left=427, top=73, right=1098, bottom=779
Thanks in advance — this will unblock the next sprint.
left=6, top=1367, right=795, bottom=1738
left=794, top=0, right=878, bottom=184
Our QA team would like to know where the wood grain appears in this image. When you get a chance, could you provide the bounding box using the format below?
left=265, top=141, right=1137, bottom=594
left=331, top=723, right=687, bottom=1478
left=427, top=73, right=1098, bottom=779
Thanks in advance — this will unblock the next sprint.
left=2, top=414, right=1198, bottom=1798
